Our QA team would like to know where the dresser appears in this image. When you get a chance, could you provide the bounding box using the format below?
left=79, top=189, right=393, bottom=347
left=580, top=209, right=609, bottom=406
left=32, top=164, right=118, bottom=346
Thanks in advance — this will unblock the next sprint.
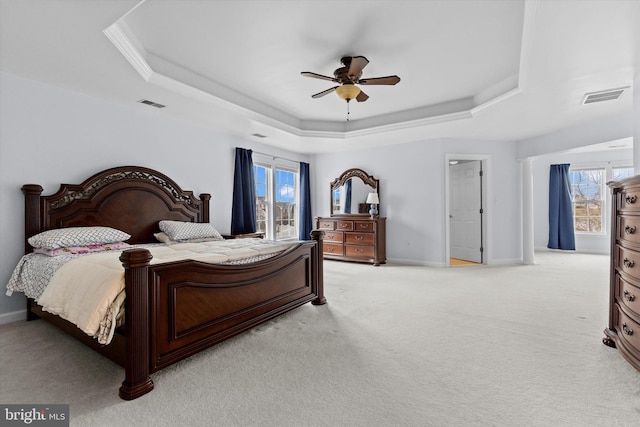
left=316, top=216, right=386, bottom=266
left=603, top=175, right=640, bottom=372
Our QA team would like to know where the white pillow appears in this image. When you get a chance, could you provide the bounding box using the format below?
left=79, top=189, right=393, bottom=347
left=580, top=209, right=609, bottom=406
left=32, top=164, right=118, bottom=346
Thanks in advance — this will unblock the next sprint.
left=28, top=226, right=131, bottom=250
left=158, top=221, right=223, bottom=242
left=154, top=232, right=223, bottom=245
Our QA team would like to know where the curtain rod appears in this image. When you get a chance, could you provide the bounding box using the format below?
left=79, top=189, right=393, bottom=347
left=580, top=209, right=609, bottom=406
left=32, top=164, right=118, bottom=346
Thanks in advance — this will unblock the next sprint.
left=247, top=148, right=300, bottom=164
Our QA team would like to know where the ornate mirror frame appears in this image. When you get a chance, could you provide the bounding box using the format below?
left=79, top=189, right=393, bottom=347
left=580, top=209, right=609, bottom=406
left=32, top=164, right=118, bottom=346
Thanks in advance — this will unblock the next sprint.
left=330, top=168, right=380, bottom=216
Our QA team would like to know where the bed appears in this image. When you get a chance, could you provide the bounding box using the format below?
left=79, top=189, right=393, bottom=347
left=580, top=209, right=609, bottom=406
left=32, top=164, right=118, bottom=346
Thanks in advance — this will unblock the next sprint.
left=13, top=165, right=326, bottom=400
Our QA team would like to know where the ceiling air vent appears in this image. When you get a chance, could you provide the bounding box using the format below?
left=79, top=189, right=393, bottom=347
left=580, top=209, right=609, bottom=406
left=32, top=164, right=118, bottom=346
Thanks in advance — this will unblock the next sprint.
left=251, top=133, right=267, bottom=138
left=582, top=87, right=629, bottom=105
left=138, top=99, right=166, bottom=108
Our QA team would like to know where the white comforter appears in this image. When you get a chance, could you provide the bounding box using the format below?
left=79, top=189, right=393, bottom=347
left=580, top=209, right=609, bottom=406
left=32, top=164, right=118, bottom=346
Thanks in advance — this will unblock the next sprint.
left=9, top=239, right=298, bottom=344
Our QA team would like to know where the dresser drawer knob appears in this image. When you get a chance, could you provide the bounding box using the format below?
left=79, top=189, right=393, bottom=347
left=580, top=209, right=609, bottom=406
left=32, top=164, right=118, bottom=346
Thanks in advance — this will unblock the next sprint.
left=623, top=258, right=635, bottom=268
left=625, top=225, right=637, bottom=234
left=623, top=290, right=636, bottom=302
left=622, top=323, right=634, bottom=336
left=626, top=195, right=637, bottom=204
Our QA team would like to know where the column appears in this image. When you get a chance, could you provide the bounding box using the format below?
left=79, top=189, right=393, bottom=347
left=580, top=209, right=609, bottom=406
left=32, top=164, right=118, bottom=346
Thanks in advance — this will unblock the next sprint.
left=522, top=158, right=535, bottom=265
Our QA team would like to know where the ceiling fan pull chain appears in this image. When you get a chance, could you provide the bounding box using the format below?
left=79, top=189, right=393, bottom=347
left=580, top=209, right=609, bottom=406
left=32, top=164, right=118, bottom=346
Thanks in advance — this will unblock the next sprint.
left=347, top=100, right=350, bottom=121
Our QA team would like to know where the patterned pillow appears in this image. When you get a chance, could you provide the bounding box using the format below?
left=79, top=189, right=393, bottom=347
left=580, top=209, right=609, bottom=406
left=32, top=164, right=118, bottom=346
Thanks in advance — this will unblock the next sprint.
left=28, top=226, right=131, bottom=250
left=33, top=241, right=132, bottom=257
left=158, top=221, right=223, bottom=241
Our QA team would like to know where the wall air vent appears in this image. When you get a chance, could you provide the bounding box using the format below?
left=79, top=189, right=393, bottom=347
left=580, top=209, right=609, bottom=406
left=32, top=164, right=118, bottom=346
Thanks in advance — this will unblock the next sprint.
left=138, top=99, right=166, bottom=108
left=582, top=87, right=629, bottom=105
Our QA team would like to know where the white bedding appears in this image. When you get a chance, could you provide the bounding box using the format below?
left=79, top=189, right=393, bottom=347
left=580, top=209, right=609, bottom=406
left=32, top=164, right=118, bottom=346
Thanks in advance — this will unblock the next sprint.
left=7, top=238, right=298, bottom=344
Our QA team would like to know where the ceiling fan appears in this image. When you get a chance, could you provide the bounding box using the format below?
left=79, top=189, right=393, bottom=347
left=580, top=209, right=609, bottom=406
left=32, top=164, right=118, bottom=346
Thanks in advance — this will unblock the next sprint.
left=301, top=56, right=401, bottom=104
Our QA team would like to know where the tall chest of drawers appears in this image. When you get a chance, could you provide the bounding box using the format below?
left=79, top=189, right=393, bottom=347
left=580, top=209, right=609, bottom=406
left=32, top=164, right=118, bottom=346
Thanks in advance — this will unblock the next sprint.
left=316, top=216, right=386, bottom=266
left=603, top=176, right=640, bottom=371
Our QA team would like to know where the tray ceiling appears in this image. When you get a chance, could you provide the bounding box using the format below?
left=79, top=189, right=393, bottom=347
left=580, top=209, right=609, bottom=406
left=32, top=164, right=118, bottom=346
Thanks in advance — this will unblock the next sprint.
left=1, top=0, right=638, bottom=152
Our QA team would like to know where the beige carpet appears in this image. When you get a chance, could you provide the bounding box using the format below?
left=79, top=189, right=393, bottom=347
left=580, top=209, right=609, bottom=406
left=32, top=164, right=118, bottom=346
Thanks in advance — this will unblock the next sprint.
left=1, top=252, right=639, bottom=426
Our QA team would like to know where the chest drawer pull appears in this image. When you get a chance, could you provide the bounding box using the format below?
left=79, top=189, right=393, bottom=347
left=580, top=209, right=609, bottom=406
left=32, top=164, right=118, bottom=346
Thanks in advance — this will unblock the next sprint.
left=622, top=323, right=634, bottom=336
left=625, top=225, right=637, bottom=234
left=623, top=290, right=636, bottom=302
left=626, top=195, right=637, bottom=204
left=623, top=258, right=635, bottom=268
left=355, top=235, right=364, bottom=240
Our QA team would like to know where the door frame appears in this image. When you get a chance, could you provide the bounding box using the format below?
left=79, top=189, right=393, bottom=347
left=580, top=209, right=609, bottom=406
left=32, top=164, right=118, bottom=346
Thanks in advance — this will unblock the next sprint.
left=444, top=154, right=491, bottom=266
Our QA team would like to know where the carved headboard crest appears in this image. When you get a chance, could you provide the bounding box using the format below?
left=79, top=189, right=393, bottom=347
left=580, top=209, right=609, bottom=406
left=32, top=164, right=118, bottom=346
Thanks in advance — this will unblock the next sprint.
left=50, top=169, right=197, bottom=210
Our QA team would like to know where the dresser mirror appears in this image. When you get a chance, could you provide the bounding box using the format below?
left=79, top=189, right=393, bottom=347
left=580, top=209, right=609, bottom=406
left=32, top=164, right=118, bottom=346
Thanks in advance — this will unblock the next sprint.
left=330, top=168, right=380, bottom=216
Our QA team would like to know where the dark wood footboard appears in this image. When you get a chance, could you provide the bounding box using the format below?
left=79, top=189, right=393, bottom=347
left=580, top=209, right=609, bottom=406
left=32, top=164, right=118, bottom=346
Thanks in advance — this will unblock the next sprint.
left=119, top=232, right=325, bottom=400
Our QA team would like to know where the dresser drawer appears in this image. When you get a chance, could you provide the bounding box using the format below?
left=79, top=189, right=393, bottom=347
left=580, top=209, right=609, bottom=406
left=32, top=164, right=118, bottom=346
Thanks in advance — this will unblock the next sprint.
left=323, top=231, right=343, bottom=243
left=619, top=188, right=640, bottom=212
left=323, top=243, right=344, bottom=255
left=354, top=221, right=374, bottom=232
left=617, top=307, right=640, bottom=354
left=617, top=274, right=640, bottom=317
left=345, top=245, right=375, bottom=258
left=336, top=221, right=354, bottom=231
left=345, top=232, right=374, bottom=245
left=617, top=246, right=640, bottom=280
left=618, top=216, right=640, bottom=246
left=317, top=220, right=335, bottom=230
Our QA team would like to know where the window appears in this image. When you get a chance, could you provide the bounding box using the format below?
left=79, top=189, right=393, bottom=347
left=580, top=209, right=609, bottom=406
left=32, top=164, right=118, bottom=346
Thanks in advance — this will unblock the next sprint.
left=253, top=155, right=299, bottom=240
left=613, top=167, right=634, bottom=181
left=570, top=169, right=604, bottom=233
left=254, top=164, right=268, bottom=235
left=569, top=164, right=634, bottom=234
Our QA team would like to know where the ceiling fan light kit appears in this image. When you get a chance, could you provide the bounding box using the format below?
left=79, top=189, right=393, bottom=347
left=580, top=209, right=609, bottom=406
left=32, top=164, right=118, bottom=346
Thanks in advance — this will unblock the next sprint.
left=335, top=84, right=361, bottom=101
left=301, top=55, right=400, bottom=120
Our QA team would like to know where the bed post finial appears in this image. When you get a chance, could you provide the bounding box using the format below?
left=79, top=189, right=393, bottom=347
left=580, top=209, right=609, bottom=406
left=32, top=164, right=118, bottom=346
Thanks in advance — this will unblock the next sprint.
left=200, top=193, right=211, bottom=223
left=22, top=184, right=44, bottom=255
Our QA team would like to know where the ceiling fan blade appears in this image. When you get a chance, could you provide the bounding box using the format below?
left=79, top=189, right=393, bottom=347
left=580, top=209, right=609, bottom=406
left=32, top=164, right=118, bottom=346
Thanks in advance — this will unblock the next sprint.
left=356, top=90, right=369, bottom=102
left=359, top=75, right=401, bottom=85
left=301, top=71, right=337, bottom=82
left=348, top=56, right=369, bottom=78
left=311, top=86, right=338, bottom=98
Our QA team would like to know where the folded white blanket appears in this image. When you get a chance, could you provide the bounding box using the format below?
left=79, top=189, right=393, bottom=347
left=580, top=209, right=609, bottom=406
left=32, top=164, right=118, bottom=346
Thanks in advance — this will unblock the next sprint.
left=35, top=239, right=297, bottom=344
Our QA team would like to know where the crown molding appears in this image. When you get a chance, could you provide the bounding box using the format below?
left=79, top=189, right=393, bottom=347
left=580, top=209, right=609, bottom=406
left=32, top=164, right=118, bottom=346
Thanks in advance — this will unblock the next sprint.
left=103, top=21, right=152, bottom=82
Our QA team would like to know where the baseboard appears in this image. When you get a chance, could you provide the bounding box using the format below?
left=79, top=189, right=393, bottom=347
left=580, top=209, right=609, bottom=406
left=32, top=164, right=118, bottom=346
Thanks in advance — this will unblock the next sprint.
left=535, top=247, right=609, bottom=255
left=0, top=309, right=26, bottom=325
left=486, top=258, right=524, bottom=266
left=386, top=258, right=445, bottom=267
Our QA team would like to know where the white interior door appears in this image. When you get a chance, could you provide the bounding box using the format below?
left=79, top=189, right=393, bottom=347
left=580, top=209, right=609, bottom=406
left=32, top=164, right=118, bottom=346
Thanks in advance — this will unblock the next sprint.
left=450, top=161, right=482, bottom=262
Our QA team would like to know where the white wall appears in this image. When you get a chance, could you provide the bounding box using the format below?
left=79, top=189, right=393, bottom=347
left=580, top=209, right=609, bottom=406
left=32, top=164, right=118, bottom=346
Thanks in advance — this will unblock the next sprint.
left=312, top=138, right=522, bottom=266
left=532, top=149, right=634, bottom=254
left=0, top=72, right=310, bottom=321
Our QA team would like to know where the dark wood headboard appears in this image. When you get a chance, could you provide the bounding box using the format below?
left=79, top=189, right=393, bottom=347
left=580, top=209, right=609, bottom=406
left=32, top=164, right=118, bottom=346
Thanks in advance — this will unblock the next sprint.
left=22, top=166, right=211, bottom=253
